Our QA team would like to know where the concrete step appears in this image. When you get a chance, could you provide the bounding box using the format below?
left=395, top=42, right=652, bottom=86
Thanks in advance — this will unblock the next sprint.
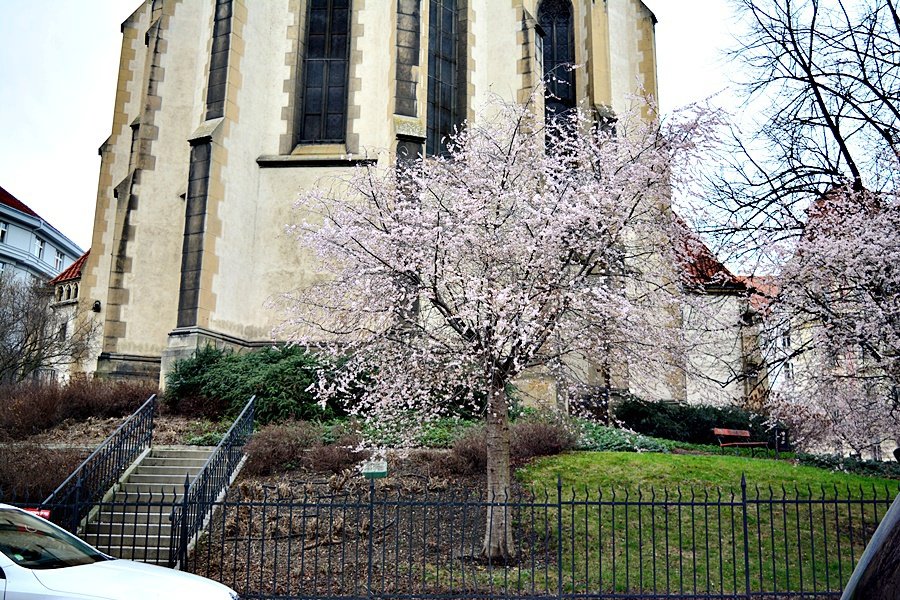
left=92, top=545, right=172, bottom=562
left=131, top=465, right=204, bottom=477
left=78, top=444, right=220, bottom=565
left=140, top=456, right=209, bottom=469
left=149, top=447, right=215, bottom=460
left=86, top=521, right=173, bottom=537
left=84, top=532, right=174, bottom=548
left=128, top=473, right=197, bottom=486
left=111, top=490, right=184, bottom=504
left=89, top=510, right=170, bottom=525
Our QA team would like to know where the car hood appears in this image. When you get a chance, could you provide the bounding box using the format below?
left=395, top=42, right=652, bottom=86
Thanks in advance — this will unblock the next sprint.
left=32, top=558, right=236, bottom=600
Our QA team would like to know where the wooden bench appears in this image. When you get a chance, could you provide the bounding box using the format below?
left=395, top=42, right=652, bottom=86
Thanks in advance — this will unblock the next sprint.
left=712, top=428, right=770, bottom=456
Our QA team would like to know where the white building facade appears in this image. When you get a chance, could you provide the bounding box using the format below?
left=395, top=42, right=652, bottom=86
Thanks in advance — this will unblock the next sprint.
left=0, top=186, right=83, bottom=282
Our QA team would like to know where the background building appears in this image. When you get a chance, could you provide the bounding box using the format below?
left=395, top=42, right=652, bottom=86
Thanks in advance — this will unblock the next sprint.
left=0, top=185, right=83, bottom=281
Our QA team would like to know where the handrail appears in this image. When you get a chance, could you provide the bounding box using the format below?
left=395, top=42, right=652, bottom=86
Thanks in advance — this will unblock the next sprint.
left=44, top=394, right=156, bottom=530
left=170, top=395, right=255, bottom=568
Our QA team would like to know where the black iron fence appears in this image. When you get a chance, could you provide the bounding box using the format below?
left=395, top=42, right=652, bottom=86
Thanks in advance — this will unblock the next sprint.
left=42, top=394, right=156, bottom=531
left=170, top=395, right=255, bottom=568
left=4, top=466, right=896, bottom=598
left=172, top=476, right=896, bottom=600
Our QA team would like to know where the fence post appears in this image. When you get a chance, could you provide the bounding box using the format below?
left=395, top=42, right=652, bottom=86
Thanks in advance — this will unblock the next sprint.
left=741, top=474, right=752, bottom=599
left=367, top=478, right=375, bottom=600
left=178, top=474, right=190, bottom=569
left=557, top=475, right=563, bottom=600
left=148, top=395, right=156, bottom=447
left=71, top=474, right=83, bottom=532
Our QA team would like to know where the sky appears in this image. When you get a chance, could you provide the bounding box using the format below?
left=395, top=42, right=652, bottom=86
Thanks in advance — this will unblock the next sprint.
left=0, top=1, right=744, bottom=251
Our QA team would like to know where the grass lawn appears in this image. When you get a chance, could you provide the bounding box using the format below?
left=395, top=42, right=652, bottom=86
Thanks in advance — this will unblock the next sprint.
left=518, top=451, right=900, bottom=493
left=502, top=452, right=900, bottom=596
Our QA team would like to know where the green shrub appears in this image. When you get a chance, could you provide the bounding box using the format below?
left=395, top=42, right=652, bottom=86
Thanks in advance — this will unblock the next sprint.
left=613, top=398, right=777, bottom=446
left=418, top=417, right=478, bottom=448
left=576, top=420, right=671, bottom=453
left=186, top=431, right=224, bottom=446
left=165, top=345, right=342, bottom=424
left=796, top=453, right=900, bottom=480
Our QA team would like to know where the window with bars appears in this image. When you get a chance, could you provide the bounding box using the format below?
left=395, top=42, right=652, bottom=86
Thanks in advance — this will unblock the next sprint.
left=538, top=0, right=576, bottom=125
left=426, top=0, right=461, bottom=156
left=297, top=0, right=352, bottom=144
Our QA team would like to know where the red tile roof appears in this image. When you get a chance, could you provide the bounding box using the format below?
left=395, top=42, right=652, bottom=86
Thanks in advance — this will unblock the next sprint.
left=49, top=250, right=90, bottom=284
left=0, top=185, right=41, bottom=219
left=674, top=215, right=744, bottom=290
left=736, top=275, right=780, bottom=313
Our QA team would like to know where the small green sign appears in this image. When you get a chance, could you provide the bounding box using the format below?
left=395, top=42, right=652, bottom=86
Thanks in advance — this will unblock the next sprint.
left=361, top=458, right=388, bottom=479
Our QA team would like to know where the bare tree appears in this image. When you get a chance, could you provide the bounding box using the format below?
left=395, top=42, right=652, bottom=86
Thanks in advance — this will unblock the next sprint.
left=0, top=272, right=95, bottom=383
left=702, top=0, right=900, bottom=451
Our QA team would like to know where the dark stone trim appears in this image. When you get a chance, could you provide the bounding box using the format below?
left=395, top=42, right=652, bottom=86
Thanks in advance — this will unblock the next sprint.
left=95, top=352, right=162, bottom=382
left=256, top=155, right=377, bottom=168
left=205, top=0, right=233, bottom=120
left=168, top=326, right=278, bottom=350
left=395, top=0, right=421, bottom=117
left=396, top=135, right=424, bottom=162
left=176, top=142, right=212, bottom=328
left=396, top=133, right=426, bottom=143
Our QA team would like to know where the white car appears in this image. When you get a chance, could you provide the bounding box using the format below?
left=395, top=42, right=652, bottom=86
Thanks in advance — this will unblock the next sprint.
left=0, top=504, right=239, bottom=600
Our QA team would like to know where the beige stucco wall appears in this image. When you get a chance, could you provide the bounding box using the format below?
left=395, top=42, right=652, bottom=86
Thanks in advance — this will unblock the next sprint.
left=683, top=294, right=747, bottom=406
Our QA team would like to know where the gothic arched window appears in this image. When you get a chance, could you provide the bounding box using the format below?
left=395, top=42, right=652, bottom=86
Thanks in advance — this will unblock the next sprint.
left=297, top=0, right=352, bottom=144
left=426, top=0, right=462, bottom=155
left=538, top=0, right=576, bottom=124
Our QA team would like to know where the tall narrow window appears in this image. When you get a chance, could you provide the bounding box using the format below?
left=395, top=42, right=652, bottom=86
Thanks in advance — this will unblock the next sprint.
left=34, top=238, right=45, bottom=260
left=538, top=0, right=575, bottom=125
left=426, top=0, right=460, bottom=155
left=55, top=250, right=64, bottom=271
left=0, top=222, right=7, bottom=244
left=298, top=0, right=352, bottom=144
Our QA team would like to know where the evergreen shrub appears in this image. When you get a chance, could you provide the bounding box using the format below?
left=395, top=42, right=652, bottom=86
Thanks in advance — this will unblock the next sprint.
left=576, top=420, right=671, bottom=453
left=613, top=398, right=776, bottom=446
left=165, top=345, right=343, bottom=424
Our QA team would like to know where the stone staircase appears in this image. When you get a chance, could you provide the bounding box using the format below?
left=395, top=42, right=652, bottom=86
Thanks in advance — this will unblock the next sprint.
left=80, top=446, right=215, bottom=565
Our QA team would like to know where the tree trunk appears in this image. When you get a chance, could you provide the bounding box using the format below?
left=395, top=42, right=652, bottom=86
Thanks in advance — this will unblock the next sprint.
left=483, top=380, right=513, bottom=562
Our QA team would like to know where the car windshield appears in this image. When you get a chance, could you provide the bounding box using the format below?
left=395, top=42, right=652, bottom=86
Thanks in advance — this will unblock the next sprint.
left=0, top=508, right=109, bottom=570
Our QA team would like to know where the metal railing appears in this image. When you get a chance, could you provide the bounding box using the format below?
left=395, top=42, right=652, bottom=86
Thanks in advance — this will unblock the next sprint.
left=180, top=476, right=897, bottom=600
left=43, top=394, right=156, bottom=531
left=169, top=395, right=255, bottom=567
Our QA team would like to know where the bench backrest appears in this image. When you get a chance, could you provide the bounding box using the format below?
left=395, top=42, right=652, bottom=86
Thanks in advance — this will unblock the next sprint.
left=712, top=428, right=751, bottom=438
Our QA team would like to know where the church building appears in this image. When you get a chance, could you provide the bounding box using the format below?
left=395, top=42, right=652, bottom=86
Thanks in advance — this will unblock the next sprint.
left=77, top=0, right=660, bottom=386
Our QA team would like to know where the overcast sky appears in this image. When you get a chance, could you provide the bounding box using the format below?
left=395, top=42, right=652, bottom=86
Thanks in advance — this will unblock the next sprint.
left=0, top=1, right=744, bottom=251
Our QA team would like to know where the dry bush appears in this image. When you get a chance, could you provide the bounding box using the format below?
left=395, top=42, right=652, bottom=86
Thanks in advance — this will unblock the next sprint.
left=243, top=421, right=324, bottom=476
left=0, top=379, right=158, bottom=439
left=510, top=419, right=577, bottom=462
left=438, top=426, right=487, bottom=476
left=0, top=443, right=86, bottom=501
left=437, top=417, right=575, bottom=476
left=62, top=378, right=158, bottom=420
left=305, top=435, right=368, bottom=474
left=0, top=383, right=64, bottom=438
